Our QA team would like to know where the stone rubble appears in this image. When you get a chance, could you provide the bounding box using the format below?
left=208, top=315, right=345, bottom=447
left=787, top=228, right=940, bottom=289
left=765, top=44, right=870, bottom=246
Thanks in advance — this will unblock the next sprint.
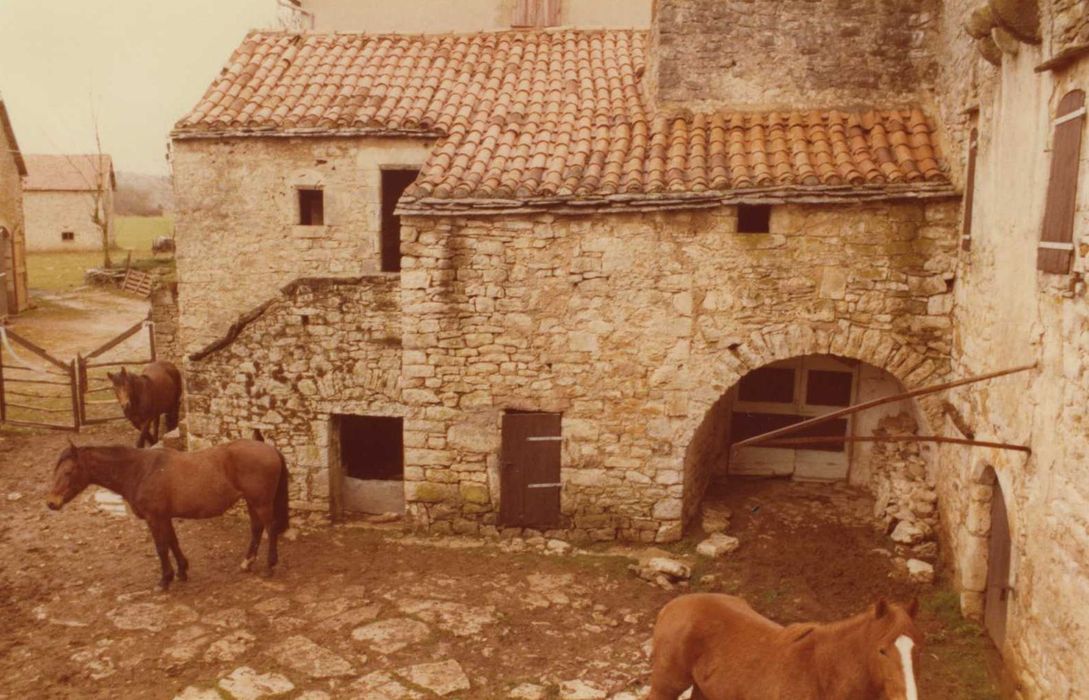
left=395, top=659, right=471, bottom=696
left=696, top=533, right=740, bottom=558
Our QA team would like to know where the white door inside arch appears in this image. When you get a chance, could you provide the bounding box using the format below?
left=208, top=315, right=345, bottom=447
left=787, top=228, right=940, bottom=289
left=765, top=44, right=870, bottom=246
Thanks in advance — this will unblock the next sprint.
left=728, top=355, right=858, bottom=481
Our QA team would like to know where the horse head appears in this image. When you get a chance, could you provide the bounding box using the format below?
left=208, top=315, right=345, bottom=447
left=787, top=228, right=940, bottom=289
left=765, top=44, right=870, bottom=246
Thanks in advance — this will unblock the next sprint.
left=46, top=439, right=91, bottom=511
left=867, top=598, right=922, bottom=700
left=107, top=367, right=134, bottom=414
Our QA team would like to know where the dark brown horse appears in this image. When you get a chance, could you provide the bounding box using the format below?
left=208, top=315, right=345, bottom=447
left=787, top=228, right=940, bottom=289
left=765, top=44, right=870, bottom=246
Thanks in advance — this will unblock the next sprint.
left=108, top=361, right=182, bottom=448
left=649, top=593, right=921, bottom=700
left=46, top=439, right=290, bottom=589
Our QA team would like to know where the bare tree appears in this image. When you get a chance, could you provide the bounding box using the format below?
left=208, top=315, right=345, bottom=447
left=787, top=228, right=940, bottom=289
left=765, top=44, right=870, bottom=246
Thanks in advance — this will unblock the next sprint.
left=89, top=108, right=112, bottom=269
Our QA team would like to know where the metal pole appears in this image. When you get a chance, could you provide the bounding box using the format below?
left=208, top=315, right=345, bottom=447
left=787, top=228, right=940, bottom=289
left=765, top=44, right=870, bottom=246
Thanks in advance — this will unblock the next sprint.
left=732, top=363, right=1037, bottom=451
left=755, top=434, right=1031, bottom=454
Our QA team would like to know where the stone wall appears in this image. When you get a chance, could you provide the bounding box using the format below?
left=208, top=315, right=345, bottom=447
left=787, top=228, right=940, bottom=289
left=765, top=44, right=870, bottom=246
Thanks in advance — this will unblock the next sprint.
left=0, top=122, right=27, bottom=314
left=184, top=276, right=401, bottom=510
left=1052, top=0, right=1088, bottom=53
left=930, top=4, right=1089, bottom=693
left=23, top=189, right=114, bottom=252
left=150, top=284, right=182, bottom=370
left=400, top=201, right=958, bottom=542
left=171, top=136, right=434, bottom=355
left=647, top=0, right=941, bottom=111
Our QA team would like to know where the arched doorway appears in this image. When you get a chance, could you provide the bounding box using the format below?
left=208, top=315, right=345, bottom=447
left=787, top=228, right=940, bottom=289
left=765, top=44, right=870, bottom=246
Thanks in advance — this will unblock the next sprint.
left=682, top=353, right=937, bottom=540
left=984, top=470, right=1012, bottom=648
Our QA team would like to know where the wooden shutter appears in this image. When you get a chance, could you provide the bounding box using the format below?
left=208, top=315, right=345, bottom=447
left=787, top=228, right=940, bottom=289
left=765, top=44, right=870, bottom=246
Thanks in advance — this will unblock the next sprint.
left=500, top=412, right=562, bottom=529
left=962, top=128, right=978, bottom=252
left=512, top=0, right=559, bottom=27
left=1038, top=90, right=1086, bottom=274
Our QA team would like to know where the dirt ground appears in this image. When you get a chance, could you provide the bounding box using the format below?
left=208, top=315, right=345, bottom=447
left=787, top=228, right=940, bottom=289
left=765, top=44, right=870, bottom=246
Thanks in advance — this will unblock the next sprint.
left=0, top=424, right=1001, bottom=700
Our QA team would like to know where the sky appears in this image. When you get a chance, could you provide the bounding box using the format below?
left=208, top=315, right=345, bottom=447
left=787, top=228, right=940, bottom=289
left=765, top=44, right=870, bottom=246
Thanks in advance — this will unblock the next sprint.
left=0, top=0, right=281, bottom=175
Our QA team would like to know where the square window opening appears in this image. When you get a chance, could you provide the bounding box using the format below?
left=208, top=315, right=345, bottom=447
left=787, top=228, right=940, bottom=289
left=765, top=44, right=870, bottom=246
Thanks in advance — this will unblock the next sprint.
left=61, top=231, right=75, bottom=242
left=738, top=204, right=772, bottom=234
left=298, top=188, right=324, bottom=226
left=337, top=415, right=403, bottom=481
left=381, top=169, right=419, bottom=272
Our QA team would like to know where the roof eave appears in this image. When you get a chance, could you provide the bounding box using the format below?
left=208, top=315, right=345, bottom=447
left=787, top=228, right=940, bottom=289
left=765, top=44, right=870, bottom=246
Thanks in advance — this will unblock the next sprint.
left=396, top=183, right=960, bottom=217
left=170, top=126, right=444, bottom=141
left=0, top=102, right=27, bottom=176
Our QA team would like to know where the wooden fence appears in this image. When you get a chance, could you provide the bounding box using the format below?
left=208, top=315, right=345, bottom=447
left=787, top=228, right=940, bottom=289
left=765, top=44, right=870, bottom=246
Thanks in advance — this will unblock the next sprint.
left=0, top=313, right=155, bottom=432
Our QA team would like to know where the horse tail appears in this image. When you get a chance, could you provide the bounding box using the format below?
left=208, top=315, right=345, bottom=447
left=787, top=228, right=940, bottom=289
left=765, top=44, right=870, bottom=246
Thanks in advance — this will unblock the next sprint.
left=165, top=363, right=183, bottom=433
left=272, top=450, right=290, bottom=535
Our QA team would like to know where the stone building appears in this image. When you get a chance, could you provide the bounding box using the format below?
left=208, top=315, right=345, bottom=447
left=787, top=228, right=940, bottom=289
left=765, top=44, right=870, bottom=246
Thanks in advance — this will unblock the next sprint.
left=23, top=154, right=115, bottom=252
left=0, top=97, right=29, bottom=316
left=172, top=0, right=1089, bottom=694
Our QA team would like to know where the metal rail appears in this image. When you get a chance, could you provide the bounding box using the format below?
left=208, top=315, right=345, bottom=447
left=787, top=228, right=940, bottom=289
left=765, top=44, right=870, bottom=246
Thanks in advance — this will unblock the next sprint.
left=732, top=363, right=1037, bottom=452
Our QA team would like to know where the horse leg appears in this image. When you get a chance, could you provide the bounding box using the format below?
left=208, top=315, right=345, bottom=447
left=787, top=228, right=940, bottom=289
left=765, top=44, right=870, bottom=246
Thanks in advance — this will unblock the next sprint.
left=148, top=518, right=175, bottom=589
left=240, top=505, right=263, bottom=573
left=167, top=521, right=188, bottom=582
left=252, top=503, right=279, bottom=574
left=136, top=419, right=151, bottom=448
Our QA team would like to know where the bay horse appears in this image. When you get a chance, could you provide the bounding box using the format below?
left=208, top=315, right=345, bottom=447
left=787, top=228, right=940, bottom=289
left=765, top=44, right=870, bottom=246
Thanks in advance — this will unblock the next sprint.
left=649, top=593, right=921, bottom=700
left=107, top=361, right=182, bottom=448
left=46, top=438, right=290, bottom=589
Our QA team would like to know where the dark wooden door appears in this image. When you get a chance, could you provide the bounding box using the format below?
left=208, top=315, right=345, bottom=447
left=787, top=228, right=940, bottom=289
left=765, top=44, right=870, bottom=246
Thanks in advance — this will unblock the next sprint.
left=985, top=480, right=1012, bottom=648
left=500, top=412, right=561, bottom=529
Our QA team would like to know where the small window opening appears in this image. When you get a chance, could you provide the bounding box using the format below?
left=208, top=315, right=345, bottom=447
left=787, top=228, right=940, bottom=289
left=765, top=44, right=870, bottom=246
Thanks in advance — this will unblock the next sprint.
left=381, top=169, right=419, bottom=272
left=61, top=231, right=75, bottom=242
left=298, top=188, right=324, bottom=226
left=338, top=415, right=404, bottom=481
left=737, top=204, right=772, bottom=233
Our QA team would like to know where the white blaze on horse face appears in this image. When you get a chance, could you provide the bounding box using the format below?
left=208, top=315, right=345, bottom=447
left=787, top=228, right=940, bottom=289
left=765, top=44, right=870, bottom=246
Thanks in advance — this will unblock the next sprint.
left=894, top=635, right=918, bottom=700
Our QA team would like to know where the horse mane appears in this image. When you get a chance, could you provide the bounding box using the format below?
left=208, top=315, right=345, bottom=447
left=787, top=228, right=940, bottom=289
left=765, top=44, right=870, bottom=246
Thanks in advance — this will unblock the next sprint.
left=74, top=444, right=145, bottom=467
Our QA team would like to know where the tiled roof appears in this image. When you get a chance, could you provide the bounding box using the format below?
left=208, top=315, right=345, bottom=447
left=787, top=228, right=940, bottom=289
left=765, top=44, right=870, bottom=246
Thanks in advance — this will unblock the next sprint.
left=175, top=30, right=953, bottom=211
left=23, top=154, right=115, bottom=192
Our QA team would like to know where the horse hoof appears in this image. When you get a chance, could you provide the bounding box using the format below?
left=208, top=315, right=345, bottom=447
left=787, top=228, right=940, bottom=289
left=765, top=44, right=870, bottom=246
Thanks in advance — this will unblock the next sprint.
left=240, top=558, right=254, bottom=572
left=178, top=571, right=188, bottom=582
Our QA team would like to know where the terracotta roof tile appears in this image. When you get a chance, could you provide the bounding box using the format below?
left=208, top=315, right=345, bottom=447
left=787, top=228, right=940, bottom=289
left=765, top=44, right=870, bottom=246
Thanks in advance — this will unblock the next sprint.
left=176, top=29, right=952, bottom=210
left=23, top=154, right=115, bottom=192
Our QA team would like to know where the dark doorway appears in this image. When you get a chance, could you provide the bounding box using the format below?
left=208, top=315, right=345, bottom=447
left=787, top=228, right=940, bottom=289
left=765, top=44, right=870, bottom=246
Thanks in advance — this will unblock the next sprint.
left=331, top=414, right=404, bottom=515
left=380, top=169, right=418, bottom=272
left=984, top=475, right=1012, bottom=648
left=500, top=411, right=562, bottom=529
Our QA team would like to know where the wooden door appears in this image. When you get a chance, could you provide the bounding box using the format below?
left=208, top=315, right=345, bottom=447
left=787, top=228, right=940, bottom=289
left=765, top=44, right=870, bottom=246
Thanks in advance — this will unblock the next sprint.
left=985, top=479, right=1012, bottom=648
left=500, top=412, right=561, bottom=529
left=729, top=356, right=856, bottom=481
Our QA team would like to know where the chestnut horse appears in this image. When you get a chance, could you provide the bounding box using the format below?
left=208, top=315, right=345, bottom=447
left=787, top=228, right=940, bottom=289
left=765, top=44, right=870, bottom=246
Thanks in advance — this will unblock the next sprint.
left=107, top=361, right=182, bottom=447
left=46, top=439, right=290, bottom=589
left=649, top=594, right=921, bottom=700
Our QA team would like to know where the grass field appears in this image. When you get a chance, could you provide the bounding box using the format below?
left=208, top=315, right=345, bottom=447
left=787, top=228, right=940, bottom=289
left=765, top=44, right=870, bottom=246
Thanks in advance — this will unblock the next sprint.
left=26, top=216, right=174, bottom=292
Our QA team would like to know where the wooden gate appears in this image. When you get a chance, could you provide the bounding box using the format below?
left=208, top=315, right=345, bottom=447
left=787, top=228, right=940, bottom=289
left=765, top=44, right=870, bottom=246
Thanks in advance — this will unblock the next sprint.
left=0, top=327, right=80, bottom=430
left=985, top=478, right=1012, bottom=648
left=77, top=314, right=157, bottom=426
left=500, top=412, right=562, bottom=529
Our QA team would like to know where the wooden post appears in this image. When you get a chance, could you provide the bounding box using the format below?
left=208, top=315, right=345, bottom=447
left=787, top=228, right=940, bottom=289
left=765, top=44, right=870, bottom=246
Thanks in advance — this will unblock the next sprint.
left=69, top=360, right=81, bottom=433
left=0, top=336, right=6, bottom=424
left=147, top=315, right=157, bottom=361
left=76, top=354, right=86, bottom=425
left=732, top=363, right=1037, bottom=452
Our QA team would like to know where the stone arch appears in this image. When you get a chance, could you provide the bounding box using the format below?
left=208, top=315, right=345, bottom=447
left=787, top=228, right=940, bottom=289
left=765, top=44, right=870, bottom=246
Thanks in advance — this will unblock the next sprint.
left=675, top=321, right=947, bottom=534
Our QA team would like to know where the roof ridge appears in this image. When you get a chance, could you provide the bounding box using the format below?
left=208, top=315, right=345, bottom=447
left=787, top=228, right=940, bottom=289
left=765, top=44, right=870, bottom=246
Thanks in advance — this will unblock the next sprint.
left=243, top=26, right=645, bottom=40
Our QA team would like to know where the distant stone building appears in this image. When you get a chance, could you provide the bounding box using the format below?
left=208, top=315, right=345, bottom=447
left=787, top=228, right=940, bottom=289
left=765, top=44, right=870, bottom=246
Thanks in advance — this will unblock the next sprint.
left=23, top=154, right=115, bottom=252
left=0, top=97, right=29, bottom=316
left=174, top=0, right=1089, bottom=694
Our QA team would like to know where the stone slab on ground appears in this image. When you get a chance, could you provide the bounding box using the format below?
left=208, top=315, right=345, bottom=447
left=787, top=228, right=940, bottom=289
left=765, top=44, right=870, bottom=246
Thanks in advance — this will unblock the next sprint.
left=395, top=659, right=471, bottom=696
left=351, top=618, right=431, bottom=653
left=269, top=635, right=354, bottom=678
left=350, top=671, right=424, bottom=699
left=218, top=666, right=295, bottom=700
left=559, top=679, right=607, bottom=699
